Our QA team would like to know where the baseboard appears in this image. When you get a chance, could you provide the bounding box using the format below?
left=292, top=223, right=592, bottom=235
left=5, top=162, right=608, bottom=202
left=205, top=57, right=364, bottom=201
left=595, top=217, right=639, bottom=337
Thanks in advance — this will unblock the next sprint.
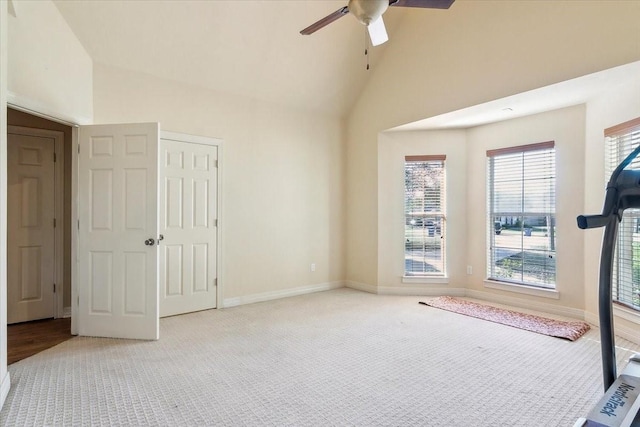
left=586, top=307, right=640, bottom=345
left=344, top=281, right=465, bottom=297
left=222, top=281, right=345, bottom=308
left=615, top=322, right=640, bottom=345
left=378, top=285, right=466, bottom=297
left=585, top=311, right=598, bottom=327
left=344, top=280, right=377, bottom=294
left=62, top=306, right=72, bottom=318
left=465, top=289, right=586, bottom=321
left=0, top=371, right=10, bottom=411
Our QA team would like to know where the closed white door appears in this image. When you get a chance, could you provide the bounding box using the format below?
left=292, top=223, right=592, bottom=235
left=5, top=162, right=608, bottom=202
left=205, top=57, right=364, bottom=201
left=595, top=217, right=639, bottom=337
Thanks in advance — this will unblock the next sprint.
left=7, top=132, right=55, bottom=323
left=78, top=123, right=160, bottom=340
left=160, top=138, right=217, bottom=317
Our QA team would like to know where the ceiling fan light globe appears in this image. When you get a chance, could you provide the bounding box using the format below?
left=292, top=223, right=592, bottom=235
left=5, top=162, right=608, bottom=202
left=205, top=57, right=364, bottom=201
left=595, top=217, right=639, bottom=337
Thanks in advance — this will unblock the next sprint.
left=347, top=0, right=389, bottom=25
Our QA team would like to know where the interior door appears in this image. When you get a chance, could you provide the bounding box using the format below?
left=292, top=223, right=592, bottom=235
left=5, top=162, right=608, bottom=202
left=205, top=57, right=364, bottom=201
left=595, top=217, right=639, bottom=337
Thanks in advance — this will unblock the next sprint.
left=7, top=131, right=55, bottom=323
left=77, top=123, right=160, bottom=340
left=159, top=138, right=218, bottom=317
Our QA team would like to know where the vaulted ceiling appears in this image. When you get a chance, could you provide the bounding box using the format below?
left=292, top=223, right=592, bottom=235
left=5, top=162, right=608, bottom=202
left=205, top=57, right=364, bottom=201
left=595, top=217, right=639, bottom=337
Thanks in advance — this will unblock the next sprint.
left=53, top=0, right=441, bottom=118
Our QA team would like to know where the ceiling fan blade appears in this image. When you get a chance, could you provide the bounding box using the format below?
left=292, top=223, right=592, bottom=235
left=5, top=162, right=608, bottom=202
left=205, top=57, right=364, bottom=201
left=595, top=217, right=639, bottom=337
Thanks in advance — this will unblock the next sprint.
left=389, top=0, right=455, bottom=9
left=368, top=16, right=388, bottom=47
left=300, top=6, right=350, bottom=35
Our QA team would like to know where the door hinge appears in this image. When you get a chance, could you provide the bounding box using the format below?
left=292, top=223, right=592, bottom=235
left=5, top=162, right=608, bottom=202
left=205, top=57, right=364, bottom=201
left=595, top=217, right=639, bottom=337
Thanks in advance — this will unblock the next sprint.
left=53, top=152, right=57, bottom=162
left=78, top=144, right=80, bottom=154
left=53, top=218, right=56, bottom=228
left=214, top=219, right=218, bottom=227
left=77, top=219, right=80, bottom=230
left=77, top=295, right=79, bottom=306
left=214, top=160, right=218, bottom=168
left=214, top=278, right=218, bottom=287
left=53, top=283, right=56, bottom=293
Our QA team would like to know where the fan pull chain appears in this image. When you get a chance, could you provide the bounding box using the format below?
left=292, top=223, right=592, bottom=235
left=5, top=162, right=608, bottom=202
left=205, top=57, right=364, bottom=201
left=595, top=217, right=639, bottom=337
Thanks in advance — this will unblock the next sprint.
left=364, top=29, right=370, bottom=70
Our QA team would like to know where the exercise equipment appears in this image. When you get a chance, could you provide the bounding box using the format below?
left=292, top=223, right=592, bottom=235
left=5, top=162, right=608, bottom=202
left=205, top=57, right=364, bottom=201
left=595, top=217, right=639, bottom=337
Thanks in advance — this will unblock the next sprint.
left=575, top=144, right=640, bottom=426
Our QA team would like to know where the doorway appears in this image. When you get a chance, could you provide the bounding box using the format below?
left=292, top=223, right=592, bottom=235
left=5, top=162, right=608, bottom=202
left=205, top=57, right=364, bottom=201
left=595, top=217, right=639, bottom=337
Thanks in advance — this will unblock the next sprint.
left=6, top=108, right=73, bottom=358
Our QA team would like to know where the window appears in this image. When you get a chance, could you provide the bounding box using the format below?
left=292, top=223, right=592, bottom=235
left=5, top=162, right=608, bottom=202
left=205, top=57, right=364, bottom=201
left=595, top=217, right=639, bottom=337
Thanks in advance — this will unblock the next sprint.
left=487, top=142, right=556, bottom=288
left=605, top=117, right=640, bottom=310
left=404, top=155, right=445, bottom=276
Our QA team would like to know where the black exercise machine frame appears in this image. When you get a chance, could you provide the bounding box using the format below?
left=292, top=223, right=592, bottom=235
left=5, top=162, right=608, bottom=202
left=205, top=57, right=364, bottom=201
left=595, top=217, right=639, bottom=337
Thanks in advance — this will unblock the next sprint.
left=578, top=144, right=640, bottom=391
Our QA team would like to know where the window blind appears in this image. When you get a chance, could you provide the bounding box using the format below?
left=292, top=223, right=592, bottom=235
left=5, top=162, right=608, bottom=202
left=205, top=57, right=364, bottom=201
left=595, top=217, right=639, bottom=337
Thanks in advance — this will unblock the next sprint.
left=605, top=118, right=640, bottom=310
left=487, top=142, right=556, bottom=288
left=404, top=156, right=445, bottom=276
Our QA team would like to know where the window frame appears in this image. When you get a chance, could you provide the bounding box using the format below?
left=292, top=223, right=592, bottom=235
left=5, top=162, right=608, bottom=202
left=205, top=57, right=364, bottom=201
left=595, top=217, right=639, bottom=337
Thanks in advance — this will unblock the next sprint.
left=486, top=141, right=557, bottom=289
left=403, top=155, right=446, bottom=277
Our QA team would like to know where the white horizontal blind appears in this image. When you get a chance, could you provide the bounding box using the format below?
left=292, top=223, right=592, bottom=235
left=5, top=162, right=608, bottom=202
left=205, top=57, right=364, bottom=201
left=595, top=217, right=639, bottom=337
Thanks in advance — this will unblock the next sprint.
left=404, top=156, right=445, bottom=276
left=606, top=118, right=640, bottom=310
left=487, top=142, right=556, bottom=288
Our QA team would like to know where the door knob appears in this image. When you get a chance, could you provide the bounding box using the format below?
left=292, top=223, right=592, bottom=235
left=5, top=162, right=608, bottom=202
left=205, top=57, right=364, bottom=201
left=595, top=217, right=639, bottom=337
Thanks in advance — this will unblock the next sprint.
left=144, top=238, right=155, bottom=246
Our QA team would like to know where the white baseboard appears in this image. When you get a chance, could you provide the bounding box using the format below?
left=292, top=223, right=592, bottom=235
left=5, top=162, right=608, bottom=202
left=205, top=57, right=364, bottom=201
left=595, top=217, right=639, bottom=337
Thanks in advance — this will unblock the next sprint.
left=378, top=285, right=466, bottom=297
left=344, top=280, right=377, bottom=294
left=585, top=311, right=598, bottom=326
left=62, top=306, right=71, bottom=318
left=586, top=307, right=640, bottom=345
left=0, top=371, right=10, bottom=411
left=345, top=281, right=465, bottom=297
left=222, top=281, right=345, bottom=308
left=465, top=289, right=586, bottom=321
left=615, top=322, right=640, bottom=345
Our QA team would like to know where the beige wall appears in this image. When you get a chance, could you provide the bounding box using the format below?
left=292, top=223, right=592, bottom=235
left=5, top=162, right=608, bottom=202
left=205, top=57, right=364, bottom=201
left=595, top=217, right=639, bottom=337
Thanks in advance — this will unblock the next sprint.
left=466, top=105, right=586, bottom=310
left=7, top=0, right=92, bottom=122
left=93, top=63, right=346, bottom=303
left=377, top=130, right=467, bottom=292
left=376, top=106, right=588, bottom=313
left=346, top=1, right=640, bottom=289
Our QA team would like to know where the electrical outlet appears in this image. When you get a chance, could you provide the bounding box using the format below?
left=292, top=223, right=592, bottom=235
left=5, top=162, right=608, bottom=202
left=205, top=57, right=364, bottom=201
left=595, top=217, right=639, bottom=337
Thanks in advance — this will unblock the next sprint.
left=466, top=265, right=473, bottom=275
left=311, top=263, right=316, bottom=272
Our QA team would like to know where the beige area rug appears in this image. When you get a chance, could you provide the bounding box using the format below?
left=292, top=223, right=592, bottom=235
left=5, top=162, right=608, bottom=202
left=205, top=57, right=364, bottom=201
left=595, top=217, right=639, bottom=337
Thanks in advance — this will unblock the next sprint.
left=421, top=296, right=590, bottom=341
left=1, top=289, right=637, bottom=426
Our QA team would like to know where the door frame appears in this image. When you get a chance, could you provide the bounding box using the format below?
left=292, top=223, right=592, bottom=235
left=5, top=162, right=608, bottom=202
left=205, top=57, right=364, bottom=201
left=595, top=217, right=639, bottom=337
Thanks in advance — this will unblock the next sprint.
left=160, top=130, right=224, bottom=310
left=4, top=100, right=226, bottom=336
left=7, top=125, right=65, bottom=320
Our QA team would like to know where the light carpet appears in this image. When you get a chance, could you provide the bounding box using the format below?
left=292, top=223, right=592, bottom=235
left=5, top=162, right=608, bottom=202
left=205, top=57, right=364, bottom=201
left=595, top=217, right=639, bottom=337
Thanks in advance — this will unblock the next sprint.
left=421, top=296, right=591, bottom=341
left=1, top=288, right=639, bottom=426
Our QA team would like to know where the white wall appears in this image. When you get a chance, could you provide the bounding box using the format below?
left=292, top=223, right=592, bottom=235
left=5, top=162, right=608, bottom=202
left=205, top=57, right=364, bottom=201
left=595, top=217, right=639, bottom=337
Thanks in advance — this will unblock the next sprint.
left=376, top=130, right=467, bottom=293
left=346, top=1, right=640, bottom=289
left=93, top=63, right=346, bottom=304
left=466, top=106, right=586, bottom=312
left=7, top=0, right=92, bottom=123
left=0, top=0, right=10, bottom=411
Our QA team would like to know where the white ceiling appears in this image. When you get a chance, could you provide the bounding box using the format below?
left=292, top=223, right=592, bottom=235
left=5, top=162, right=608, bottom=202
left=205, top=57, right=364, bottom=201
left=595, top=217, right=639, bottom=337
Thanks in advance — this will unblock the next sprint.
left=53, top=0, right=421, bottom=118
left=390, top=58, right=640, bottom=131
left=53, top=1, right=638, bottom=127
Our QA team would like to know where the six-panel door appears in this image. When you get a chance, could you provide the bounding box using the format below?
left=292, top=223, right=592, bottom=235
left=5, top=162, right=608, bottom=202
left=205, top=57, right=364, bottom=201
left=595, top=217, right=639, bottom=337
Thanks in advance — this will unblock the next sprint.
left=7, top=132, right=56, bottom=323
left=78, top=123, right=160, bottom=340
left=159, top=139, right=218, bottom=317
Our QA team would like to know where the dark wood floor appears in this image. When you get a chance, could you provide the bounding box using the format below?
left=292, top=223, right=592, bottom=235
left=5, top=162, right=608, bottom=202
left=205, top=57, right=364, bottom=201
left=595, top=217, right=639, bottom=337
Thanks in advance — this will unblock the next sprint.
left=8, top=318, right=73, bottom=365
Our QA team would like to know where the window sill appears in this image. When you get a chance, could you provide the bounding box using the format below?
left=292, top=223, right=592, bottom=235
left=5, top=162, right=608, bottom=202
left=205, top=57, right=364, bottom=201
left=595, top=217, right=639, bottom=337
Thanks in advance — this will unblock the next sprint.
left=613, top=304, right=640, bottom=324
left=402, top=276, right=449, bottom=285
left=483, top=279, right=559, bottom=300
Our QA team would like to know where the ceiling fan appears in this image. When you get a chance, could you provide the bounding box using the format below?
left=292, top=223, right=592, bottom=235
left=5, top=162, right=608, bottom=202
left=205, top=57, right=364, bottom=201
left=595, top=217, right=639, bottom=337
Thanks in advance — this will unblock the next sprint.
left=300, top=0, right=455, bottom=47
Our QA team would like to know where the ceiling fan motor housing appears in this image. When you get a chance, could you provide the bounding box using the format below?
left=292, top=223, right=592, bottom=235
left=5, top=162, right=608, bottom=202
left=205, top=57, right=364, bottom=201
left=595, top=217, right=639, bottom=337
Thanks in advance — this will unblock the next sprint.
left=348, top=0, right=389, bottom=25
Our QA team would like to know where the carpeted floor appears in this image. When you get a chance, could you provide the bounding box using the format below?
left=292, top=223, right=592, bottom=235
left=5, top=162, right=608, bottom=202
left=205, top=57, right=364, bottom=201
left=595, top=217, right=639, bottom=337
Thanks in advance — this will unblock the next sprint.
left=1, top=288, right=638, bottom=426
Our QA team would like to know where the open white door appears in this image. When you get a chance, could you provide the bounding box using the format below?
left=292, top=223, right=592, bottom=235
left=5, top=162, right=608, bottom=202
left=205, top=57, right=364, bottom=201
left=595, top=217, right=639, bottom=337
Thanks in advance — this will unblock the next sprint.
left=77, top=123, right=160, bottom=340
left=159, top=137, right=218, bottom=317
